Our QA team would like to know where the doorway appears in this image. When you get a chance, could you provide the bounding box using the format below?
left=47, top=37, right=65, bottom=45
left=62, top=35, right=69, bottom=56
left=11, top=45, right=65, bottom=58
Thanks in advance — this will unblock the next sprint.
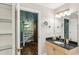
left=20, top=10, right=38, bottom=55
left=64, top=19, right=69, bottom=39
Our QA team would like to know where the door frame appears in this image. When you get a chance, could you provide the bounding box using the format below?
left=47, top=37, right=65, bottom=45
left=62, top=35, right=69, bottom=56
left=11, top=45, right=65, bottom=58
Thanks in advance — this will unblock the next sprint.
left=16, top=4, right=41, bottom=55
left=12, top=3, right=16, bottom=55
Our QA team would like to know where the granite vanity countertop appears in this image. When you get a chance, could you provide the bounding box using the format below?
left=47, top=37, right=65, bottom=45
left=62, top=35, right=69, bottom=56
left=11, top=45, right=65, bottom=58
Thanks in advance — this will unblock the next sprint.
left=46, top=37, right=78, bottom=50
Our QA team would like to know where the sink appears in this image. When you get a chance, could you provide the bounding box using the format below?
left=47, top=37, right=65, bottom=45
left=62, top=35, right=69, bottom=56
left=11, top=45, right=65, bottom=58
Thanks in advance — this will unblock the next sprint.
left=53, top=41, right=64, bottom=45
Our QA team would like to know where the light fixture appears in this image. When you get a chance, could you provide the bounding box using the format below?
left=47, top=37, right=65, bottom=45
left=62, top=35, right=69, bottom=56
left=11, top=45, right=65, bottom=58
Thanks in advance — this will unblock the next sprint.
left=64, top=11, right=68, bottom=15
left=55, top=14, right=61, bottom=18
left=55, top=9, right=72, bottom=18
left=60, top=13, right=63, bottom=16
left=66, top=11, right=71, bottom=16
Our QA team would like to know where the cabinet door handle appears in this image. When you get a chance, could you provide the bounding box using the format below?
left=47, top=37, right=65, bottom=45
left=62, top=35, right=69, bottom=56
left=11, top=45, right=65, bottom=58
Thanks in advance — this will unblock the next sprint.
left=17, top=47, right=23, bottom=52
left=53, top=48, right=55, bottom=51
left=64, top=52, right=67, bottom=54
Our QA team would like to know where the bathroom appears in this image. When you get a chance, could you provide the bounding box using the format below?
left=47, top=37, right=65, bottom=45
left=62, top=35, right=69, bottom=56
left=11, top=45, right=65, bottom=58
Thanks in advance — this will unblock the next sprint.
left=0, top=3, right=79, bottom=55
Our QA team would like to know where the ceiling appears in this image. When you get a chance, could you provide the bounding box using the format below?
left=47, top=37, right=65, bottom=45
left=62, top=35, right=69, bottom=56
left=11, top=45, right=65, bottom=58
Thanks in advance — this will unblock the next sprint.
left=36, top=3, right=64, bottom=9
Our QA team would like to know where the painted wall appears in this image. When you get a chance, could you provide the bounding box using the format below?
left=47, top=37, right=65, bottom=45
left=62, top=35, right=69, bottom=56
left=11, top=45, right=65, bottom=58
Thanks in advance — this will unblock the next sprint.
left=20, top=3, right=55, bottom=54
left=69, top=13, right=78, bottom=42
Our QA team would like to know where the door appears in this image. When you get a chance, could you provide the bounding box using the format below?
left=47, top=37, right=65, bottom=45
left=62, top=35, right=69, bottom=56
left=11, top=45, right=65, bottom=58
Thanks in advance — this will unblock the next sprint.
left=64, top=19, right=69, bottom=39
left=20, top=10, right=38, bottom=55
left=16, top=5, right=38, bottom=55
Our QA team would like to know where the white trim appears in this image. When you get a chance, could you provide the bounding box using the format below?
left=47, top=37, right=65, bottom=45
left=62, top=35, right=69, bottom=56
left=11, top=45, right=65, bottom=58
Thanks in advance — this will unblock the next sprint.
left=16, top=4, right=21, bottom=55
left=12, top=4, right=16, bottom=55
left=20, top=7, right=40, bottom=13
left=77, top=11, right=79, bottom=46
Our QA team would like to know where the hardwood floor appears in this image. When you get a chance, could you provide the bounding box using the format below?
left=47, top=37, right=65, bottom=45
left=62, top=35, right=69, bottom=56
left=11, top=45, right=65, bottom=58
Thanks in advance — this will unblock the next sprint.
left=21, top=41, right=38, bottom=55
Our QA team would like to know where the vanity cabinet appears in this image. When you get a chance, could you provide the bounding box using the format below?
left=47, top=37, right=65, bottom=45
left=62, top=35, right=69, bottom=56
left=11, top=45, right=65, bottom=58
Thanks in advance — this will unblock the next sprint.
left=54, top=45, right=67, bottom=55
left=46, top=41, right=54, bottom=55
left=46, top=41, right=66, bottom=55
left=46, top=41, right=79, bottom=55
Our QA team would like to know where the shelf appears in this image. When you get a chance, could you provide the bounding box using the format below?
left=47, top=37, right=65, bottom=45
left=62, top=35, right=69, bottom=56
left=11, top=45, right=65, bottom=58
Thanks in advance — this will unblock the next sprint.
left=0, top=18, right=12, bottom=23
left=24, top=24, right=29, bottom=25
left=0, top=45, right=12, bottom=51
left=0, top=33, right=12, bottom=35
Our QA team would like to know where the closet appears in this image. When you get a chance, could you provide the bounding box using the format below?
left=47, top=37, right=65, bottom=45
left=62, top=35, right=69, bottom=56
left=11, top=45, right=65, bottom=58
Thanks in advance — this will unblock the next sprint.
left=0, top=4, right=12, bottom=55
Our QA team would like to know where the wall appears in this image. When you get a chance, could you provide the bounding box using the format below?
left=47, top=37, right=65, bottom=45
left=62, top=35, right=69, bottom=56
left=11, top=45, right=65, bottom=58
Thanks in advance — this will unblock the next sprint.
left=20, top=3, right=54, bottom=54
left=69, top=13, right=78, bottom=42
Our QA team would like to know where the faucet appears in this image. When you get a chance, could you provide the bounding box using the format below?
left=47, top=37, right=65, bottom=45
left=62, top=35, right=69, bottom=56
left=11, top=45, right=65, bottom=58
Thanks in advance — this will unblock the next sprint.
left=64, top=38, right=69, bottom=45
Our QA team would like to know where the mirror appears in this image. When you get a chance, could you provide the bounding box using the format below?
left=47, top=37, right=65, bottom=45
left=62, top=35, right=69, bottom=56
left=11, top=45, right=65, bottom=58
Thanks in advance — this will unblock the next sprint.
left=55, top=11, right=78, bottom=43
